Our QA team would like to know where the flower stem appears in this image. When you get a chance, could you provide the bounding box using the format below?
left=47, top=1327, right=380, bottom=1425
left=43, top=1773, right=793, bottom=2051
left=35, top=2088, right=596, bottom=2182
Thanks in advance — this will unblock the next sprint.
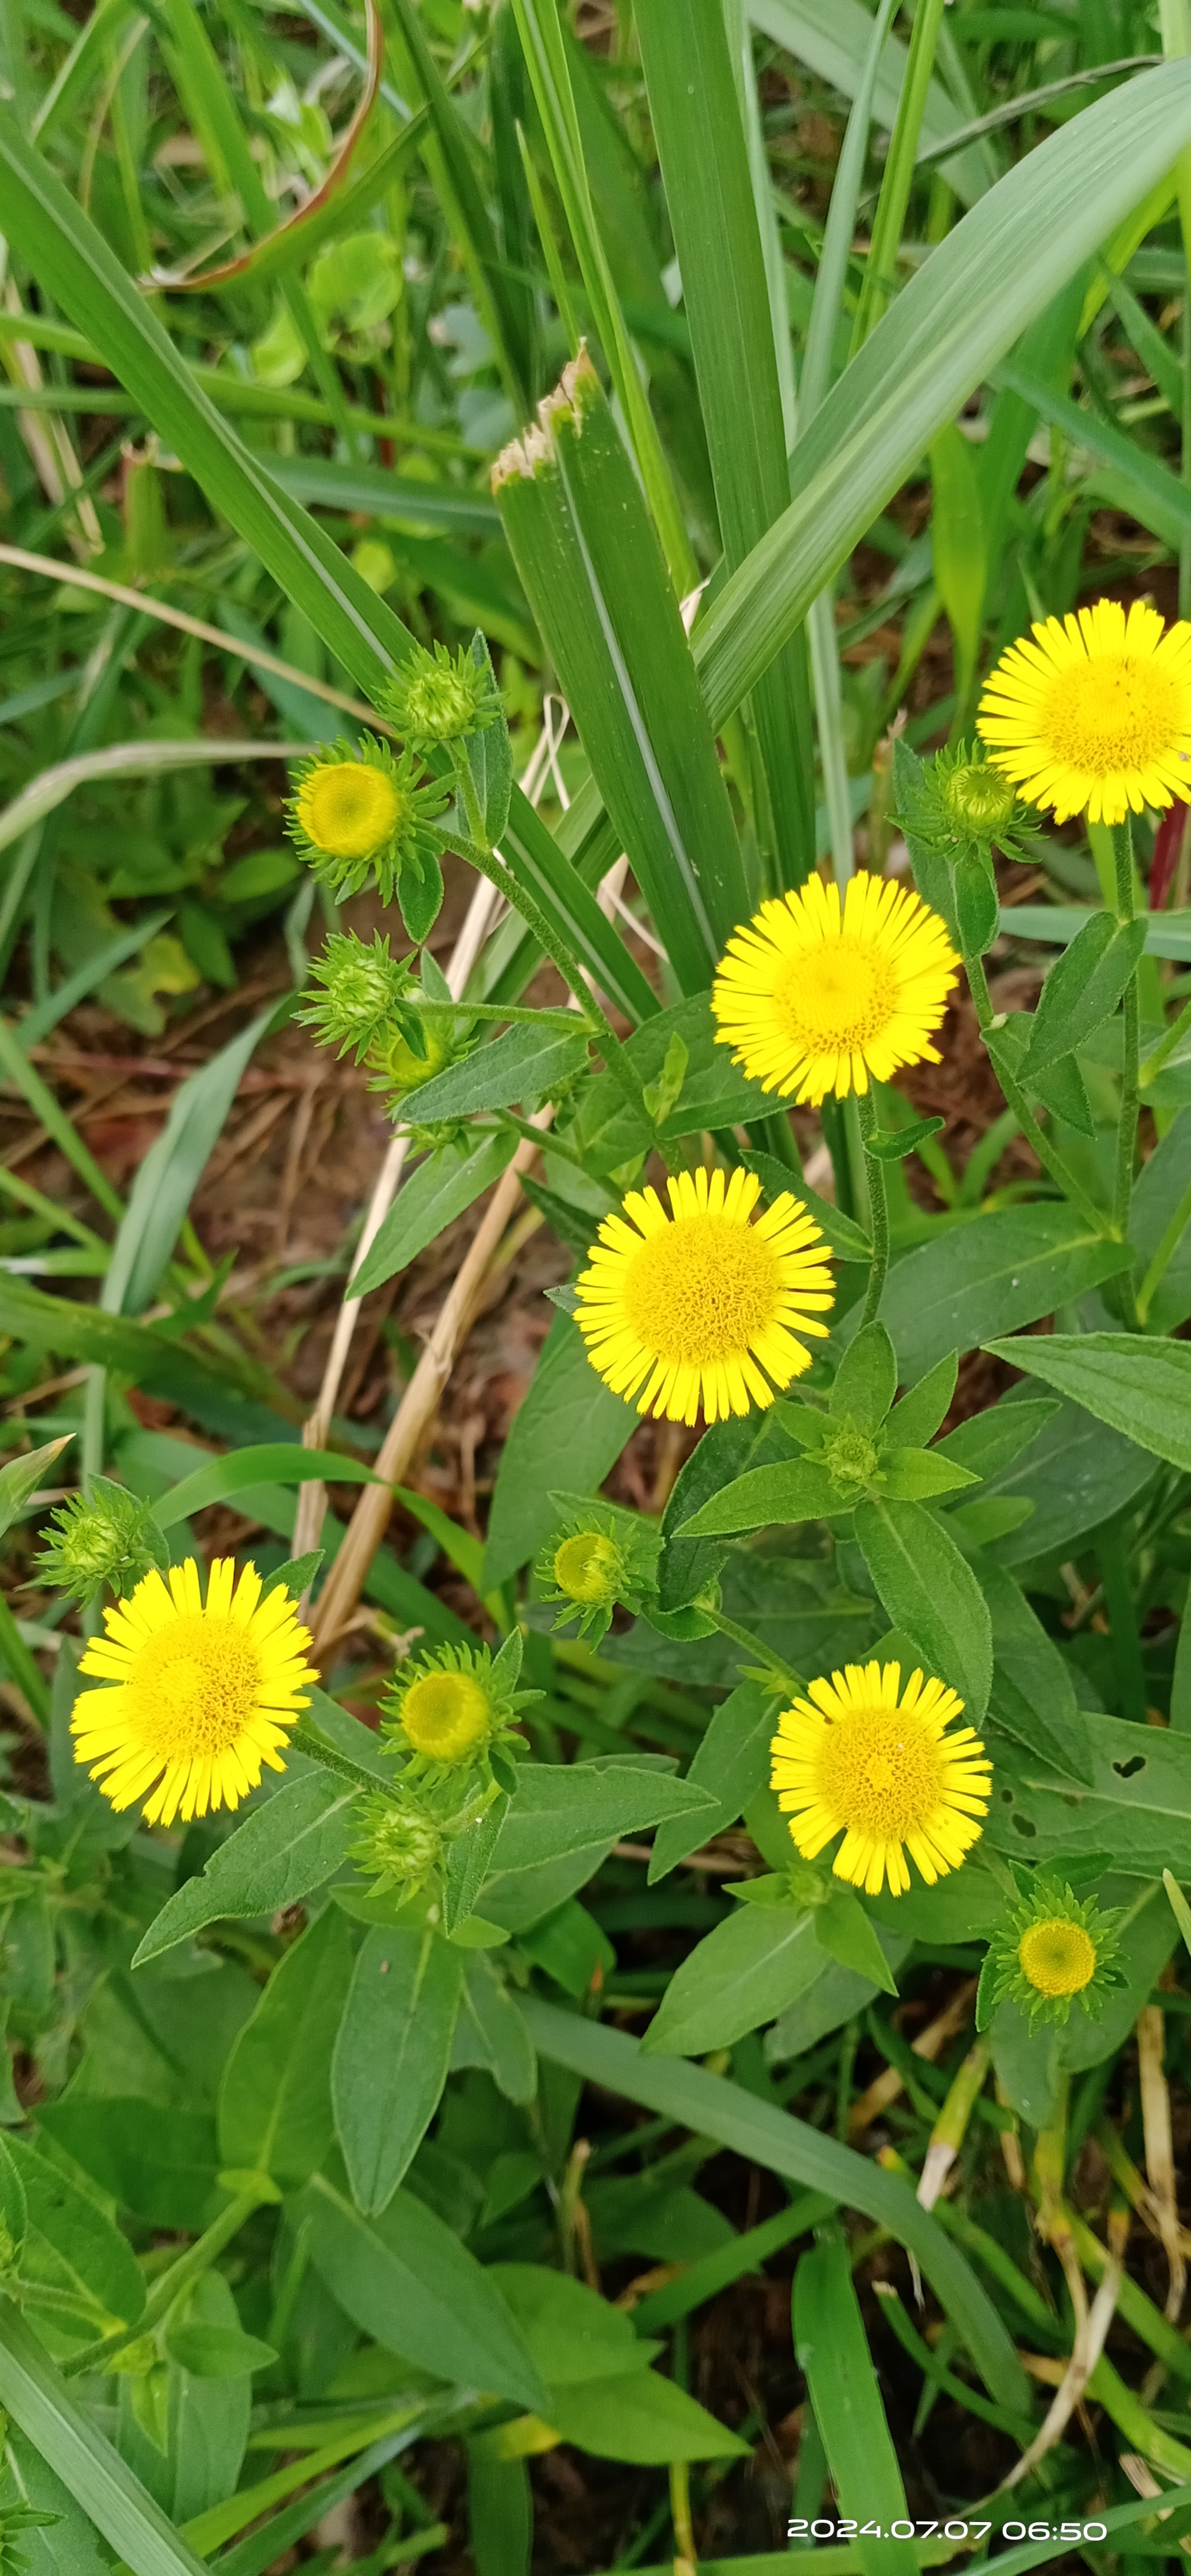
left=290, top=1718, right=390, bottom=1798
left=705, top=1607, right=802, bottom=1697
left=1111, top=818, right=1142, bottom=1270
left=61, top=2185, right=270, bottom=2378
left=453, top=750, right=491, bottom=855
left=856, top=1088, right=889, bottom=1326
left=1137, top=1168, right=1191, bottom=1324
left=966, top=953, right=1110, bottom=1236
left=1139, top=987, right=1191, bottom=1089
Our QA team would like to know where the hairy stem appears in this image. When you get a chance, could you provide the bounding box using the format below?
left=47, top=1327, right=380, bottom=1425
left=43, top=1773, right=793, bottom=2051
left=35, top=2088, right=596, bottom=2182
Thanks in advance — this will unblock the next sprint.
left=1111, top=819, right=1142, bottom=1287
left=856, top=1088, right=889, bottom=1325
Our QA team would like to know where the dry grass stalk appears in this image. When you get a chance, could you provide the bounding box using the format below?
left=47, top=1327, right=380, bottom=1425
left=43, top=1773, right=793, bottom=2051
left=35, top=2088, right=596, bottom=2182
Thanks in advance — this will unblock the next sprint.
left=308, top=1113, right=550, bottom=1656
left=847, top=1978, right=977, bottom=2136
left=999, top=2208, right=1127, bottom=2492
left=1138, top=2003, right=1186, bottom=2320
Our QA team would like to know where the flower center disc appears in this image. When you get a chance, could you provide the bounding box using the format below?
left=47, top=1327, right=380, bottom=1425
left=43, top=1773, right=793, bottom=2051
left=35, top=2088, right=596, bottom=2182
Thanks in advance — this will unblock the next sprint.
left=1039, top=654, right=1181, bottom=780
left=126, top=1615, right=262, bottom=1761
left=774, top=939, right=897, bottom=1058
left=299, top=763, right=399, bottom=858
left=818, top=1707, right=945, bottom=1841
left=402, top=1671, right=490, bottom=1759
left=1018, top=1917, right=1097, bottom=1997
left=555, top=1533, right=620, bottom=1603
left=621, top=1212, right=780, bottom=1365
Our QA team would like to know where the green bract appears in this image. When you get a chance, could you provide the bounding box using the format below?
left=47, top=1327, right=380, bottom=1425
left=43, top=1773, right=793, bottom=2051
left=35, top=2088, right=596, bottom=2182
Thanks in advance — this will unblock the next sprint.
left=977, top=1876, right=1126, bottom=2030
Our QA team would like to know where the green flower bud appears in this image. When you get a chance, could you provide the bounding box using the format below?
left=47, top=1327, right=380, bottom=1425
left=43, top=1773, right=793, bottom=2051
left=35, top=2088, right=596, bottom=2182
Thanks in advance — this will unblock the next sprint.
left=535, top=1508, right=659, bottom=1646
left=287, top=734, right=449, bottom=904
left=382, top=1637, right=539, bottom=1774
left=38, top=1480, right=165, bottom=1606
left=821, top=1420, right=882, bottom=1496
left=298, top=932, right=422, bottom=1067
left=383, top=640, right=503, bottom=750
left=351, top=1791, right=443, bottom=1896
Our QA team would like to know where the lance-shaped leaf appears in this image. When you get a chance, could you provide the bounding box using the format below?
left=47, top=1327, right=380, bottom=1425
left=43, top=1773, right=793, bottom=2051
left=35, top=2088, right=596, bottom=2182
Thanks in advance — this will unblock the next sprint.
left=493, top=352, right=751, bottom=994
left=983, top=1332, right=1191, bottom=1474
left=1022, top=911, right=1149, bottom=1077
left=635, top=0, right=815, bottom=884
left=854, top=1498, right=992, bottom=1718
left=692, top=61, right=1191, bottom=728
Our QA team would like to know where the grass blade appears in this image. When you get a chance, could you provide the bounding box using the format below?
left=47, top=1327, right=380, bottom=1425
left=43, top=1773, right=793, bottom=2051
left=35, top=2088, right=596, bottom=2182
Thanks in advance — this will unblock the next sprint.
left=695, top=60, right=1191, bottom=725
left=635, top=0, right=815, bottom=885
left=0, top=2296, right=213, bottom=2576
left=521, top=1996, right=1031, bottom=2416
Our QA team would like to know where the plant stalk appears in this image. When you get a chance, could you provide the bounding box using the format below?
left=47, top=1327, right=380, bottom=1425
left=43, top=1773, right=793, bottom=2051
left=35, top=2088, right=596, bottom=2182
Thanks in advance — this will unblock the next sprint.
left=856, top=1088, right=889, bottom=1326
left=1111, top=818, right=1142, bottom=1273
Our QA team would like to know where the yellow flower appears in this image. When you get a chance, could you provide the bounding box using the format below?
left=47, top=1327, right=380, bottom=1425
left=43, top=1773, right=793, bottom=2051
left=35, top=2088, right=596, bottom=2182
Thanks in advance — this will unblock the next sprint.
left=574, top=1165, right=834, bottom=1427
left=399, top=1669, right=492, bottom=1763
left=74, top=1559, right=316, bottom=1828
left=295, top=759, right=398, bottom=861
left=977, top=596, right=1191, bottom=826
left=1018, top=1917, right=1096, bottom=1998
left=769, top=1658, right=991, bottom=1898
left=711, top=872, right=959, bottom=1108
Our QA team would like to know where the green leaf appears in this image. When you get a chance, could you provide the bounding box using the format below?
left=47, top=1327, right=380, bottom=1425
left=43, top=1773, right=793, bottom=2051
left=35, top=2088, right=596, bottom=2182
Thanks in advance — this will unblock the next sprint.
left=831, top=1322, right=897, bottom=1432
left=544, top=2370, right=749, bottom=2464
left=692, top=64, right=1191, bottom=728
left=793, top=2232, right=918, bottom=2576
left=813, top=1888, right=899, bottom=1996
left=217, top=1906, right=355, bottom=2192
left=854, top=1498, right=992, bottom=1717
left=522, top=1997, right=1030, bottom=2415
left=35, top=2102, right=221, bottom=2234
left=442, top=1796, right=510, bottom=1939
left=333, top=1927, right=462, bottom=2215
left=462, top=637, right=513, bottom=848
left=495, top=358, right=749, bottom=994
left=303, top=2172, right=548, bottom=2413
left=984, top=1708, right=1191, bottom=1878
left=635, top=0, right=814, bottom=884
left=131, top=1775, right=360, bottom=1966
left=983, top=1332, right=1191, bottom=1474
left=865, top=1113, right=947, bottom=1162
left=935, top=1395, right=1058, bottom=1479
left=929, top=423, right=986, bottom=712
left=0, top=1437, right=72, bottom=1543
left=841, top=1203, right=1131, bottom=1379
left=482, top=1310, right=636, bottom=1590
left=104, top=1009, right=274, bottom=1318
left=488, top=2265, right=653, bottom=2387
left=977, top=1556, right=1089, bottom=1787
left=492, top=1761, right=715, bottom=1876
left=978, top=1393, right=1157, bottom=1568
left=154, top=1446, right=380, bottom=1531
left=1021, top=912, right=1149, bottom=1077
left=641, top=1903, right=824, bottom=2055
left=678, top=1458, right=840, bottom=1539
left=163, top=2323, right=277, bottom=2382
left=878, top=1448, right=979, bottom=1501
left=0, top=2297, right=213, bottom=2576
left=657, top=1408, right=796, bottom=1611
left=352, top=1133, right=519, bottom=1300
left=1000, top=903, right=1191, bottom=963
left=454, top=1955, right=536, bottom=2105
left=752, top=0, right=990, bottom=204
left=403, top=1024, right=589, bottom=1123
left=881, top=1353, right=958, bottom=1450
left=8, top=2138, right=145, bottom=2334
left=649, top=1680, right=779, bottom=1882
left=0, top=1278, right=277, bottom=1433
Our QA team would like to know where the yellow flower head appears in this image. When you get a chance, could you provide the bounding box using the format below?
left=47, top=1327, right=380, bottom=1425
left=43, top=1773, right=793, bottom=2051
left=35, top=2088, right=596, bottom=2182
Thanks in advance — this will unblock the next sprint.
left=977, top=596, right=1191, bottom=826
left=978, top=1875, right=1124, bottom=2029
left=769, top=1658, right=991, bottom=1898
left=74, top=1558, right=316, bottom=1828
left=574, top=1164, right=835, bottom=1427
left=400, top=1669, right=492, bottom=1763
left=711, top=872, right=959, bottom=1108
left=1019, top=1916, right=1095, bottom=1996
left=295, top=759, right=399, bottom=861
left=287, top=734, right=448, bottom=904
